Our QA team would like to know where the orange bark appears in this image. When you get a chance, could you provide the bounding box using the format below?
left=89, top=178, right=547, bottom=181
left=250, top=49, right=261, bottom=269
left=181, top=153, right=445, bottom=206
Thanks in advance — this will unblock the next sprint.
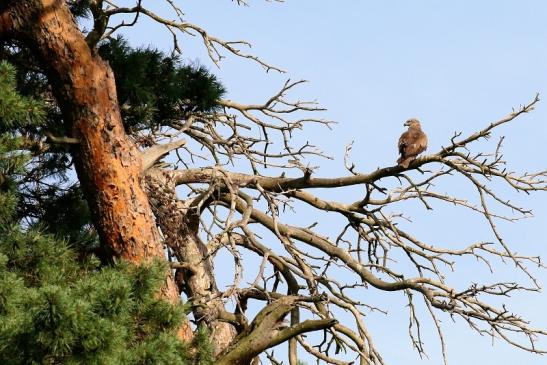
left=0, top=0, right=192, bottom=340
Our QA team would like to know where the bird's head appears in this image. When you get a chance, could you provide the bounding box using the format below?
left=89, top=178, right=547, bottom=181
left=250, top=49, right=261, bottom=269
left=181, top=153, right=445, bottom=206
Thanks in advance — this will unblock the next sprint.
left=404, top=118, right=421, bottom=128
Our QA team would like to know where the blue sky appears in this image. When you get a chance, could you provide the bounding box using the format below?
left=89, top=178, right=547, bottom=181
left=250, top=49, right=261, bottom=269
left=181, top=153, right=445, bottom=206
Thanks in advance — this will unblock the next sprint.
left=115, top=1, right=547, bottom=364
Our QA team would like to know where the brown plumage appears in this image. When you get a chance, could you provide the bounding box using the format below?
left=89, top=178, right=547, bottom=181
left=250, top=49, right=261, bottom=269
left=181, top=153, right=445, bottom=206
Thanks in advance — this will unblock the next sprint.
left=397, top=118, right=428, bottom=168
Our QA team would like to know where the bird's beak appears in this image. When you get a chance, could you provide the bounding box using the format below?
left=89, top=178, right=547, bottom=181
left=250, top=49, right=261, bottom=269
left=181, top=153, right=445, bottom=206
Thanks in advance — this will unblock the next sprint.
left=403, top=121, right=410, bottom=127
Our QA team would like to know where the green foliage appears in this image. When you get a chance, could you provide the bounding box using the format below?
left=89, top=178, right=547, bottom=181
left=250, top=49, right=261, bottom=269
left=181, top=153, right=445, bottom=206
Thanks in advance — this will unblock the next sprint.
left=0, top=227, right=195, bottom=364
left=67, top=0, right=92, bottom=18
left=0, top=60, right=45, bottom=131
left=98, top=36, right=226, bottom=132
left=0, top=51, right=89, bottom=245
left=0, top=60, right=45, bottom=221
left=192, top=325, right=215, bottom=365
left=0, top=60, right=44, bottom=166
left=0, top=59, right=80, bottom=242
left=35, top=185, right=98, bottom=249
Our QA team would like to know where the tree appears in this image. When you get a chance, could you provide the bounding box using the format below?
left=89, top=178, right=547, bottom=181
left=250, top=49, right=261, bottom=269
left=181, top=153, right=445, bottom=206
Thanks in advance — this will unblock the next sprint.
left=0, top=60, right=213, bottom=364
left=1, top=1, right=546, bottom=364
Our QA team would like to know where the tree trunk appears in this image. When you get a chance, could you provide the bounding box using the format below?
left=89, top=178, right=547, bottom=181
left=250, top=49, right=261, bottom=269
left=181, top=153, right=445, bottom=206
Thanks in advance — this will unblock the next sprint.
left=0, top=0, right=191, bottom=340
left=145, top=169, right=237, bottom=355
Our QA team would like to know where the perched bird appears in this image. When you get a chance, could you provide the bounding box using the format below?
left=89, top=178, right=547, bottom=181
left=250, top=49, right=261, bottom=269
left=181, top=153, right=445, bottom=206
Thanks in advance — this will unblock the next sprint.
left=397, top=118, right=428, bottom=168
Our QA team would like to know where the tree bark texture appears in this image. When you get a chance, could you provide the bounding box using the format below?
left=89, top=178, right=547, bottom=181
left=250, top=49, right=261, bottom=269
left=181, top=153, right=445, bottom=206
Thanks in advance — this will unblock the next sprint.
left=145, top=169, right=237, bottom=355
left=0, top=0, right=191, bottom=339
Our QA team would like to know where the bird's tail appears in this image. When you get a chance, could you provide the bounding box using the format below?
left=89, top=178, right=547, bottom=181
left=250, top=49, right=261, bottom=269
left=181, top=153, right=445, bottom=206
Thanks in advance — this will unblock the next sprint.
left=397, top=156, right=413, bottom=169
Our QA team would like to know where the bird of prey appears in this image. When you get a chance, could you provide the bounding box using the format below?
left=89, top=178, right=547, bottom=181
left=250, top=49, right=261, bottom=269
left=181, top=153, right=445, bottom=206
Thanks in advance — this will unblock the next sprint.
left=397, top=118, right=428, bottom=168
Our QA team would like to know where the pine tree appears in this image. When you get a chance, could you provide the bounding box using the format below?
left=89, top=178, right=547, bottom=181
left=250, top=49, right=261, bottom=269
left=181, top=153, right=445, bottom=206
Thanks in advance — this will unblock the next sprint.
left=0, top=37, right=224, bottom=248
left=0, top=61, right=213, bottom=364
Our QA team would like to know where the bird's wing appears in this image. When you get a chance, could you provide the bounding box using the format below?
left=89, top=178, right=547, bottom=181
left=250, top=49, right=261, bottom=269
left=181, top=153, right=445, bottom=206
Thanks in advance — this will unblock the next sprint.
left=404, top=130, right=427, bottom=156
left=398, top=131, right=409, bottom=155
left=419, top=131, right=428, bottom=152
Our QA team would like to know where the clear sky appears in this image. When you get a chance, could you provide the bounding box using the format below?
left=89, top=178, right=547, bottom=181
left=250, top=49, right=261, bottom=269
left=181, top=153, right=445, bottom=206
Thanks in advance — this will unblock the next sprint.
left=116, top=1, right=547, bottom=364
